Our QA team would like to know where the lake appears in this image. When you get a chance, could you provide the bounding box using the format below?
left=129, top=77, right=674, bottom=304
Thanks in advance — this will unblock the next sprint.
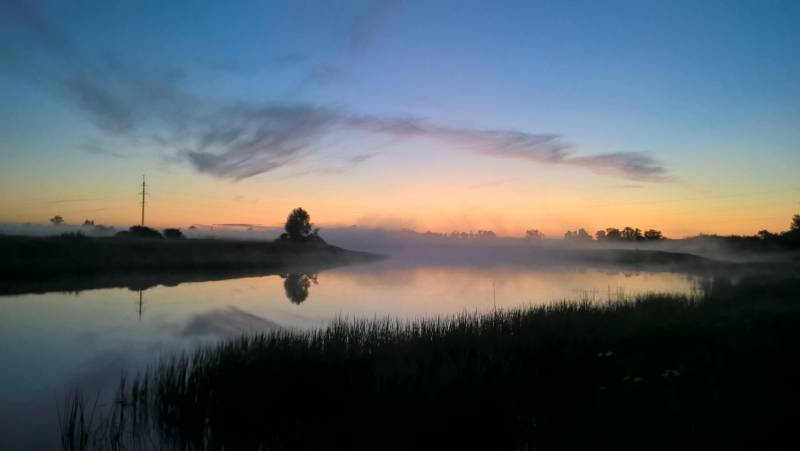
left=0, top=260, right=702, bottom=449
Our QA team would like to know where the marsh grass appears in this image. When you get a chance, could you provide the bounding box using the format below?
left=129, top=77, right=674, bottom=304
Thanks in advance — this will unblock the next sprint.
left=61, top=275, right=800, bottom=450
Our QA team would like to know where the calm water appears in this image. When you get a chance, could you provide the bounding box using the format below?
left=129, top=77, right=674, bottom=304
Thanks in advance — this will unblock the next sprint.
left=0, top=261, right=700, bottom=449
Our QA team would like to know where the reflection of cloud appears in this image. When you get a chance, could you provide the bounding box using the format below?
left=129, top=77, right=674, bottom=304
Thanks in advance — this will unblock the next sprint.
left=68, top=351, right=132, bottom=394
left=183, top=307, right=279, bottom=338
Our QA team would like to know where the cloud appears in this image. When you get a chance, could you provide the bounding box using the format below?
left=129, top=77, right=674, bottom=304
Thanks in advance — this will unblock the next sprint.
left=185, top=105, right=341, bottom=180
left=184, top=108, right=671, bottom=182
left=78, top=141, right=128, bottom=159
left=301, top=63, right=347, bottom=86
left=2, top=1, right=673, bottom=184
left=347, top=152, right=378, bottom=165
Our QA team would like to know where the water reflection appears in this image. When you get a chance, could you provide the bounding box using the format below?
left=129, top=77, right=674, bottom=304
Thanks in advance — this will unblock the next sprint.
left=183, top=307, right=279, bottom=338
left=281, top=273, right=318, bottom=304
left=0, top=262, right=747, bottom=449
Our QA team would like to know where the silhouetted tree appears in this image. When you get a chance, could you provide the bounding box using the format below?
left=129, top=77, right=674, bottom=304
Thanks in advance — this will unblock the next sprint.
left=50, top=215, right=64, bottom=225
left=781, top=214, right=800, bottom=248
left=758, top=230, right=778, bottom=241
left=82, top=219, right=94, bottom=226
left=595, top=230, right=606, bottom=240
left=621, top=227, right=637, bottom=241
left=282, top=273, right=317, bottom=304
left=477, top=230, right=496, bottom=239
left=605, top=228, right=622, bottom=240
left=644, top=229, right=663, bottom=241
left=525, top=229, right=545, bottom=241
left=565, top=228, right=592, bottom=241
left=283, top=208, right=313, bottom=241
left=163, top=228, right=184, bottom=239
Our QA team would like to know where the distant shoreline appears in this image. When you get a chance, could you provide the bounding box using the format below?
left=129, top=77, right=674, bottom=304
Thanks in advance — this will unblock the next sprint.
left=2, top=234, right=795, bottom=296
left=0, top=234, right=380, bottom=278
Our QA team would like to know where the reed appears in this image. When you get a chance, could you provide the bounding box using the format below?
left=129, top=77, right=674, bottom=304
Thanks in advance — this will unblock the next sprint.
left=61, top=275, right=800, bottom=450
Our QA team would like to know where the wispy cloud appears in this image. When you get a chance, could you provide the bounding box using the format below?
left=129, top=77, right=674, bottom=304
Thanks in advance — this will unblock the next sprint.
left=2, top=1, right=673, bottom=184
left=78, top=141, right=128, bottom=159
left=185, top=107, right=671, bottom=181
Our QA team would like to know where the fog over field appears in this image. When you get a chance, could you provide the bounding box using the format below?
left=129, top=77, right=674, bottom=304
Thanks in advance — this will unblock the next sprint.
left=4, top=222, right=795, bottom=266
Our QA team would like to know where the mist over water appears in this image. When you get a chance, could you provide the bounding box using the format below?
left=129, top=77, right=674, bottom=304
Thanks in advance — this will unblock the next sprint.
left=4, top=222, right=791, bottom=265
left=0, top=258, right=703, bottom=449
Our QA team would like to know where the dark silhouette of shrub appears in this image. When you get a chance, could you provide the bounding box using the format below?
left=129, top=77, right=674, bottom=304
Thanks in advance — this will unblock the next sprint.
left=50, top=215, right=64, bottom=225
left=564, top=228, right=592, bottom=241
left=644, top=229, right=663, bottom=241
left=525, top=229, right=545, bottom=241
left=163, top=228, right=184, bottom=239
left=57, top=231, right=86, bottom=240
left=115, top=226, right=163, bottom=239
left=596, top=227, right=661, bottom=241
left=604, top=227, right=622, bottom=240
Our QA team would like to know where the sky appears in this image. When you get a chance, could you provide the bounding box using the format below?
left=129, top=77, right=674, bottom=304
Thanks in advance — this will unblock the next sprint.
left=1, top=0, right=798, bottom=238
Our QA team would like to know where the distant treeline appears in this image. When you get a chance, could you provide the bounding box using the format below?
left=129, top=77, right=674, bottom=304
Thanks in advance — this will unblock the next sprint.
left=563, top=227, right=664, bottom=242
left=32, top=212, right=800, bottom=252
left=422, top=214, right=800, bottom=250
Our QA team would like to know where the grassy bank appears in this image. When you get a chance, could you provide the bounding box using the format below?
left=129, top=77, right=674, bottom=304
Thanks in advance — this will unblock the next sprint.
left=62, top=275, right=800, bottom=450
left=0, top=234, right=378, bottom=276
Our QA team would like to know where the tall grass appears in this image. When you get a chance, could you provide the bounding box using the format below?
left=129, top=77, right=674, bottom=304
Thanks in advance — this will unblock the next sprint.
left=61, top=275, right=800, bottom=450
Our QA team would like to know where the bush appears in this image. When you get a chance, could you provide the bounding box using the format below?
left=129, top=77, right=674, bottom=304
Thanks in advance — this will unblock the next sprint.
left=115, top=226, right=163, bottom=239
left=163, top=228, right=184, bottom=239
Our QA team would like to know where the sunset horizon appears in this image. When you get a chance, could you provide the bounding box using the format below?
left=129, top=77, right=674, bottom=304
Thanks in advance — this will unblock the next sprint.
left=2, top=1, right=798, bottom=239
left=2, top=1, right=799, bottom=449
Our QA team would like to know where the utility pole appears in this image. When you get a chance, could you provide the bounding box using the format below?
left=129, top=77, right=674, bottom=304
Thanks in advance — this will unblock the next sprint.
left=139, top=175, right=148, bottom=226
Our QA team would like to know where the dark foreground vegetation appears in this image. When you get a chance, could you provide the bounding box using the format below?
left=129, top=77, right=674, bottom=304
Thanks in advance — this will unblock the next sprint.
left=61, top=275, right=800, bottom=451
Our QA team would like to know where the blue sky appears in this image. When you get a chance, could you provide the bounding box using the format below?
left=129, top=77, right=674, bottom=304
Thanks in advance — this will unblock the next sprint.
left=1, top=0, right=799, bottom=235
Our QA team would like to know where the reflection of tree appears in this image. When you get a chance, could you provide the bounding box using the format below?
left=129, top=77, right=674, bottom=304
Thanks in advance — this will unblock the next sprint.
left=281, top=273, right=318, bottom=304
